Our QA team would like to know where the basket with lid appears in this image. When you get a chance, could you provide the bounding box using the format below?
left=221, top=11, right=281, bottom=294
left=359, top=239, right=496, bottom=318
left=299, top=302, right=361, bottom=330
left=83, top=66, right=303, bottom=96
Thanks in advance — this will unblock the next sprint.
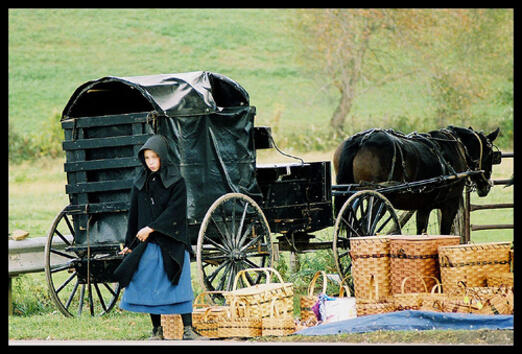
left=389, top=235, right=460, bottom=294
left=438, top=242, right=512, bottom=294
left=350, top=236, right=391, bottom=300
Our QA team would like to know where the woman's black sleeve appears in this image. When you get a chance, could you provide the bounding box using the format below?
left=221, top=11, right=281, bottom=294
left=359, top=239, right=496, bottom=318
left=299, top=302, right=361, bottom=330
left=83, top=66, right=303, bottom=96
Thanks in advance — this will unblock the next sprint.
left=124, top=186, right=139, bottom=248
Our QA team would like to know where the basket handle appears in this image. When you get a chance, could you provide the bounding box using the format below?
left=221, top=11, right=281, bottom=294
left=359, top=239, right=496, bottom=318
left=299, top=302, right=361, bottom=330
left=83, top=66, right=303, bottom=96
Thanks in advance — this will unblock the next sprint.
left=268, top=298, right=283, bottom=319
left=232, top=267, right=284, bottom=291
left=439, top=254, right=453, bottom=267
left=307, top=271, right=328, bottom=297
left=368, top=274, right=379, bottom=301
left=430, top=283, right=443, bottom=294
left=227, top=296, right=247, bottom=320
left=193, top=290, right=226, bottom=308
left=202, top=307, right=215, bottom=321
left=400, top=275, right=440, bottom=294
left=338, top=275, right=352, bottom=297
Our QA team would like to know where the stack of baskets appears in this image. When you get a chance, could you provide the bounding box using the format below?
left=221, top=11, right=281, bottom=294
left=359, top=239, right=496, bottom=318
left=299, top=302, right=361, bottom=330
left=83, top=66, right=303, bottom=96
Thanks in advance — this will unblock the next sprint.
left=220, top=267, right=295, bottom=338
left=161, top=267, right=295, bottom=339
left=434, top=241, right=514, bottom=315
left=223, top=268, right=294, bottom=321
left=350, top=235, right=514, bottom=316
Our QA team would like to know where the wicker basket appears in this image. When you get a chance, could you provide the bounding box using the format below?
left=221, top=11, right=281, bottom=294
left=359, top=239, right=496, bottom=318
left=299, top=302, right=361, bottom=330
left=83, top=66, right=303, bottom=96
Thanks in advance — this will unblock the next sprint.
left=438, top=242, right=512, bottom=294
left=192, top=291, right=229, bottom=338
left=389, top=235, right=460, bottom=294
left=300, top=271, right=327, bottom=322
left=460, top=283, right=514, bottom=315
left=392, top=275, right=440, bottom=311
left=356, top=274, right=396, bottom=316
left=262, top=298, right=296, bottom=337
left=224, top=267, right=293, bottom=319
left=481, top=288, right=514, bottom=315
left=487, top=272, right=514, bottom=288
left=350, top=236, right=391, bottom=300
left=161, top=314, right=183, bottom=340
left=217, top=298, right=262, bottom=338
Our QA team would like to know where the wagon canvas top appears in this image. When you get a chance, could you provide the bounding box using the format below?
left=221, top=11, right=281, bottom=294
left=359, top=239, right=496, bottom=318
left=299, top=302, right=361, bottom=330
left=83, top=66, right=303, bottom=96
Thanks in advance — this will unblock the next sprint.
left=61, top=71, right=259, bottom=244
left=62, top=71, right=250, bottom=118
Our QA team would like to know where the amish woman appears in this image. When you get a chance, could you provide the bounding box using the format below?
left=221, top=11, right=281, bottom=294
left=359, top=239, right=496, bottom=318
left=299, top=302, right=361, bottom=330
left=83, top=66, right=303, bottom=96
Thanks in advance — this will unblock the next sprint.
left=114, top=134, right=204, bottom=340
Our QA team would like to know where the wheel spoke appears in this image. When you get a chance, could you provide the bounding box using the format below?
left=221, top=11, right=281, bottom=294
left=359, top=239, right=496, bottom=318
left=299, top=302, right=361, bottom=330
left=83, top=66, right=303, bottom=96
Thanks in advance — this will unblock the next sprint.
left=55, top=271, right=77, bottom=295
left=102, top=282, right=118, bottom=297
left=376, top=214, right=393, bottom=234
left=88, top=283, right=94, bottom=316
left=209, top=216, right=232, bottom=252
left=64, top=279, right=80, bottom=310
left=78, top=284, right=85, bottom=316
left=93, top=283, right=108, bottom=312
left=369, top=201, right=385, bottom=234
left=50, top=261, right=75, bottom=273
left=54, top=229, right=72, bottom=247
left=63, top=214, right=75, bottom=238
left=239, top=227, right=264, bottom=253
left=235, top=202, right=249, bottom=248
left=50, top=248, right=76, bottom=260
left=341, top=215, right=361, bottom=237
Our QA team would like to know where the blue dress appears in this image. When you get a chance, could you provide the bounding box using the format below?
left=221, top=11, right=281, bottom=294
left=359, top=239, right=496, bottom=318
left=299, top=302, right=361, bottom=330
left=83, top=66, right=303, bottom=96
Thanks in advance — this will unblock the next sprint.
left=119, top=243, right=193, bottom=314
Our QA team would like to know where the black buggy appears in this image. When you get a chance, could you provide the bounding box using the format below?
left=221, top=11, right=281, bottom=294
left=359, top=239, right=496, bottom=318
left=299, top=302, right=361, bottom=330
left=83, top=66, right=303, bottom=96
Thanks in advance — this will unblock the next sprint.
left=45, top=72, right=336, bottom=317
left=45, top=71, right=483, bottom=317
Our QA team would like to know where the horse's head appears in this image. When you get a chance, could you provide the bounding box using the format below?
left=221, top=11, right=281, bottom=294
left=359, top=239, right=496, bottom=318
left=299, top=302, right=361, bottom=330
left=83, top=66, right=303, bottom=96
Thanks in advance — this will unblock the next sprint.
left=449, top=126, right=500, bottom=197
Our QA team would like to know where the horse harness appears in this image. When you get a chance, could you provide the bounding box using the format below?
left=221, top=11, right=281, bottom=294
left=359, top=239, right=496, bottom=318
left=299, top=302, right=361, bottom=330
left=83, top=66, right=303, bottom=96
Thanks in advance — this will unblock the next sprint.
left=355, top=127, right=492, bottom=189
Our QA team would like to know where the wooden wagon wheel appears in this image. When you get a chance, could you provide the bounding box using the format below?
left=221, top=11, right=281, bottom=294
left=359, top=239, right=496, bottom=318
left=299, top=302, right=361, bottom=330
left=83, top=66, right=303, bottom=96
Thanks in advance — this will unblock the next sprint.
left=44, top=207, right=120, bottom=317
left=196, top=193, right=273, bottom=292
left=332, top=190, right=401, bottom=289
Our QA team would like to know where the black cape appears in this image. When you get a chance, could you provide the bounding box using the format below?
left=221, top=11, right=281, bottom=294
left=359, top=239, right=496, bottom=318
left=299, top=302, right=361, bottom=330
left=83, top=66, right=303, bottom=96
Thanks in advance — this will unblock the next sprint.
left=113, top=135, right=193, bottom=288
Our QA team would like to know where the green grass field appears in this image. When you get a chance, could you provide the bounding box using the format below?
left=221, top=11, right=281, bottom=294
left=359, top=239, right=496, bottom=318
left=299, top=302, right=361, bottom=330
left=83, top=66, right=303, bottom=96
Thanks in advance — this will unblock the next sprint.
left=9, top=9, right=513, bottom=149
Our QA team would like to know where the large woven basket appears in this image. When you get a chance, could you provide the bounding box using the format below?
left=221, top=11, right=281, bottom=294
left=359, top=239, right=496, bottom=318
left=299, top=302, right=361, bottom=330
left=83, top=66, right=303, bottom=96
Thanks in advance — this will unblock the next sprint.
left=262, top=298, right=296, bottom=337
left=350, top=236, right=391, bottom=300
left=438, top=242, right=511, bottom=294
left=356, top=274, right=396, bottom=316
left=161, top=314, right=183, bottom=340
left=224, top=267, right=293, bottom=319
left=389, top=235, right=460, bottom=294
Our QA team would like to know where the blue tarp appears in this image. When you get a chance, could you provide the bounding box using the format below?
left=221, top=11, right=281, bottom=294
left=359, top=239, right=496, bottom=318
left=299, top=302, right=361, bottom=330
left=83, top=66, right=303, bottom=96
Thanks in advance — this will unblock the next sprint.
left=295, top=310, right=513, bottom=335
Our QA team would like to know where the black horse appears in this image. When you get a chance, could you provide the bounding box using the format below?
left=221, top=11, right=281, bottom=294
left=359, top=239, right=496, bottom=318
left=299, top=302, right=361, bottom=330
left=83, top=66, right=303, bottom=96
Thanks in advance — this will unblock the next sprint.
left=333, top=126, right=500, bottom=235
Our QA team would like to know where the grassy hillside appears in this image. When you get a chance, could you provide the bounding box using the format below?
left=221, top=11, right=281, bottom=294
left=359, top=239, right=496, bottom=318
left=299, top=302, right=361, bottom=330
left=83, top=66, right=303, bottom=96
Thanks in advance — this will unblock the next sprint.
left=8, top=9, right=323, bottom=135
left=9, top=9, right=513, bottom=153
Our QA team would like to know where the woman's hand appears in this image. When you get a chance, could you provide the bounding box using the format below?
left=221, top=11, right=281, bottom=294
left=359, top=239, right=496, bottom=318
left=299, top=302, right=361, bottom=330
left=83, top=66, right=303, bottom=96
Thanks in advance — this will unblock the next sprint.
left=119, top=247, right=132, bottom=255
left=136, top=226, right=154, bottom=242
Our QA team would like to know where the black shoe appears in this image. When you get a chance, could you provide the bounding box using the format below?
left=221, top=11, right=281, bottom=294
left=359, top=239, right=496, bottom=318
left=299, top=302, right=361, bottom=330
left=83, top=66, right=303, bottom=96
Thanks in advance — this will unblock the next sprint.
left=149, top=326, right=164, bottom=340
left=182, top=326, right=209, bottom=340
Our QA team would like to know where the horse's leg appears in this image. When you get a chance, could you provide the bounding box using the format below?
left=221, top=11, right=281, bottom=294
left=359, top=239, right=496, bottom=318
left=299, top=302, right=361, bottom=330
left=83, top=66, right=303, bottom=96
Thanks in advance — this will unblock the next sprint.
left=416, top=208, right=431, bottom=234
left=440, top=199, right=460, bottom=235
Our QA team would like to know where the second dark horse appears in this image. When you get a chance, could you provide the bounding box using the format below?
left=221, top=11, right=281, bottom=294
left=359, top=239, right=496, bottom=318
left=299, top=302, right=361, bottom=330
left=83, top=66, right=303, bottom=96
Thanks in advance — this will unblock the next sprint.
left=333, top=126, right=500, bottom=235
